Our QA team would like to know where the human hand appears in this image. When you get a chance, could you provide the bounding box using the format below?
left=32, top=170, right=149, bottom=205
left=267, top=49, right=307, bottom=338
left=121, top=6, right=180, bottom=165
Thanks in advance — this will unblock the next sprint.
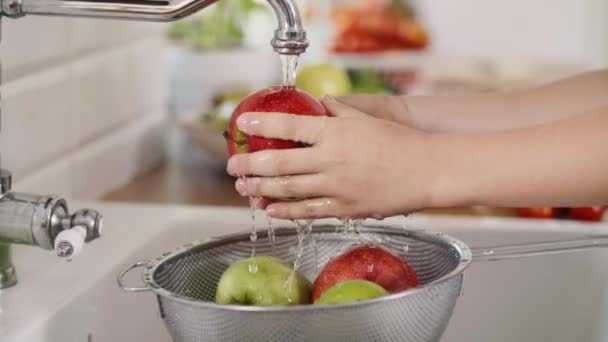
left=334, top=94, right=413, bottom=124
left=226, top=96, right=440, bottom=220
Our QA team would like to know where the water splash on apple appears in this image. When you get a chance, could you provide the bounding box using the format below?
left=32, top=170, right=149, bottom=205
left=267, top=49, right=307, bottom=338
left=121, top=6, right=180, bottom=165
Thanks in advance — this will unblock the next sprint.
left=225, top=83, right=327, bottom=273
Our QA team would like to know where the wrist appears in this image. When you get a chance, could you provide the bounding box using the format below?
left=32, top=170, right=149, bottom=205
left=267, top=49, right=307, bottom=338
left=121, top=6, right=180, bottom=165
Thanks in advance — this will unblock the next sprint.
left=401, top=96, right=437, bottom=132
left=424, top=133, right=478, bottom=209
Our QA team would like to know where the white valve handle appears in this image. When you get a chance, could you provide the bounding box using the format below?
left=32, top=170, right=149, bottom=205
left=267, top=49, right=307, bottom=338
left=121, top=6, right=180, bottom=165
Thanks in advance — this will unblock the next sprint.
left=55, top=225, right=87, bottom=258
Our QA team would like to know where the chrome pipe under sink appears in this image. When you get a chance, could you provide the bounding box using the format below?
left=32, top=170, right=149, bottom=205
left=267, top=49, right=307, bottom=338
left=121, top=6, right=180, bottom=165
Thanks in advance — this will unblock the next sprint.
left=0, top=169, right=104, bottom=289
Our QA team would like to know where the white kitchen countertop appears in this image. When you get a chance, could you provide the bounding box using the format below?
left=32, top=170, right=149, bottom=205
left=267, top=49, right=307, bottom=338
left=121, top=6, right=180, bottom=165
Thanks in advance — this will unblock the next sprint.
left=0, top=202, right=238, bottom=340
left=2, top=201, right=608, bottom=341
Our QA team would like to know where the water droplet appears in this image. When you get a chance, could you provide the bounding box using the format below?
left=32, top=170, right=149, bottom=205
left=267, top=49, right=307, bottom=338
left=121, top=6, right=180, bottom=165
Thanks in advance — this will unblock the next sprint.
left=403, top=245, right=409, bottom=255
left=343, top=218, right=352, bottom=230
left=248, top=194, right=257, bottom=258
left=291, top=220, right=312, bottom=273
left=266, top=216, right=276, bottom=253
left=312, top=236, right=319, bottom=274
left=284, top=269, right=295, bottom=304
left=285, top=219, right=315, bottom=300
left=483, top=250, right=494, bottom=255
left=367, top=264, right=374, bottom=273
left=340, top=218, right=362, bottom=242
left=353, top=219, right=362, bottom=238
left=248, top=262, right=258, bottom=273
left=401, top=214, right=411, bottom=229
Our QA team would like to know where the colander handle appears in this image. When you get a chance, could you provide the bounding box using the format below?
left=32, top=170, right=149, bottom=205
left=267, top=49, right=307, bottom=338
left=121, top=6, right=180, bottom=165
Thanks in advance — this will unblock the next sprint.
left=470, top=235, right=608, bottom=262
left=117, top=261, right=152, bottom=292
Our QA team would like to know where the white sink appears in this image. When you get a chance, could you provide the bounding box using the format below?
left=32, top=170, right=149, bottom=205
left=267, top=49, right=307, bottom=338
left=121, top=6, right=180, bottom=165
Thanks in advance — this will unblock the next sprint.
left=2, top=202, right=608, bottom=342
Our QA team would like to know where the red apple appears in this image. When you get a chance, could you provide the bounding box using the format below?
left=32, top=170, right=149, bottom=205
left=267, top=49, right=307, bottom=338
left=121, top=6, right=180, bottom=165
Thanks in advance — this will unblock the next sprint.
left=517, top=207, right=557, bottom=219
left=569, top=207, right=606, bottom=222
left=225, top=85, right=327, bottom=156
left=312, top=244, right=419, bottom=301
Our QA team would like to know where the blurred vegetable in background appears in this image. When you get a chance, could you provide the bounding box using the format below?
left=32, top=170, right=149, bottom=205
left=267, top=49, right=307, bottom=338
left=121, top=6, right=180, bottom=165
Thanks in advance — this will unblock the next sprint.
left=349, top=69, right=395, bottom=94
left=517, top=207, right=607, bottom=222
left=331, top=0, right=429, bottom=53
left=168, top=0, right=267, bottom=50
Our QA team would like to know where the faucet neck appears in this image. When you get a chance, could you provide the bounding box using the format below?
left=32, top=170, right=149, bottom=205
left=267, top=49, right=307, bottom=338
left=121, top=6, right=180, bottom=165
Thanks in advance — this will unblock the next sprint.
left=1, top=0, right=309, bottom=55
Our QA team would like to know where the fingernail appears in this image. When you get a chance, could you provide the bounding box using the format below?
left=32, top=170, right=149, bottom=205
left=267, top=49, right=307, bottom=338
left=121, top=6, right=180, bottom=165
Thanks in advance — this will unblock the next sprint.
left=237, top=113, right=252, bottom=133
left=226, top=157, right=238, bottom=175
left=321, top=95, right=334, bottom=102
left=266, top=205, right=278, bottom=217
left=235, top=178, right=248, bottom=195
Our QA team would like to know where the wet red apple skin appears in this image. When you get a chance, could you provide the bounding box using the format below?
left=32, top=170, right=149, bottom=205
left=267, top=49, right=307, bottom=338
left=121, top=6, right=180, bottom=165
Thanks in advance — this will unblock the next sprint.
left=312, top=244, right=419, bottom=301
left=227, top=86, right=327, bottom=155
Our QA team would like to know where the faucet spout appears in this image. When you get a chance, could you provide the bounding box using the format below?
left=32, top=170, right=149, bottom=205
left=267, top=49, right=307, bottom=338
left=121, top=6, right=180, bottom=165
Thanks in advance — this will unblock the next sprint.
left=267, top=0, right=308, bottom=55
left=1, top=0, right=308, bottom=54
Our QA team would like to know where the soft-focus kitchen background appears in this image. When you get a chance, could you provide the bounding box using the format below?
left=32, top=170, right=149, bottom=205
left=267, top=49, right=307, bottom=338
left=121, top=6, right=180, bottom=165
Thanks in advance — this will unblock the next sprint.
left=1, top=0, right=607, bottom=214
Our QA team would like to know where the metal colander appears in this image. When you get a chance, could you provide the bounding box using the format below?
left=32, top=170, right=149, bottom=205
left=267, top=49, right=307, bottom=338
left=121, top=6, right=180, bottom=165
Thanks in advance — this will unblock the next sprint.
left=118, top=224, right=471, bottom=342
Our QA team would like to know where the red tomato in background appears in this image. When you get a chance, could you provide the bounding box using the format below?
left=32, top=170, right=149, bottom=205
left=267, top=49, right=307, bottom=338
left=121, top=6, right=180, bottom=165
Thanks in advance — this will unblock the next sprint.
left=330, top=7, right=429, bottom=53
left=569, top=207, right=606, bottom=222
left=517, top=207, right=556, bottom=219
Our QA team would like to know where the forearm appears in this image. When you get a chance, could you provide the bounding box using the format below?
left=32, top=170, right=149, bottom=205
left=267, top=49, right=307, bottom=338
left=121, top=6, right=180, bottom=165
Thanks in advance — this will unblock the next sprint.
left=429, top=107, right=608, bottom=208
left=407, top=69, right=608, bottom=133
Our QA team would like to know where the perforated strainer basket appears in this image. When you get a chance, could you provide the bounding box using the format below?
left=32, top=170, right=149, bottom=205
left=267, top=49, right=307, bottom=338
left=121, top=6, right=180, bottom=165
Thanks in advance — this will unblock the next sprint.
left=118, top=223, right=608, bottom=342
left=118, top=224, right=471, bottom=342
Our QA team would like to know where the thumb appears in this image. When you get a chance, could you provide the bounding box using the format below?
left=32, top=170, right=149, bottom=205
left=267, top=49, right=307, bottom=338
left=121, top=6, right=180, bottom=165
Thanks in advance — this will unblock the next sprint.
left=321, top=95, right=367, bottom=118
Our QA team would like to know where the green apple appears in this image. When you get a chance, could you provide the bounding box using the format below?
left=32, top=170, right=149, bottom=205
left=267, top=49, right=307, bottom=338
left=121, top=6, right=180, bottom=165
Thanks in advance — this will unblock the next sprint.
left=314, top=280, right=388, bottom=305
left=296, top=63, right=352, bottom=98
left=216, top=256, right=311, bottom=306
left=350, top=69, right=393, bottom=95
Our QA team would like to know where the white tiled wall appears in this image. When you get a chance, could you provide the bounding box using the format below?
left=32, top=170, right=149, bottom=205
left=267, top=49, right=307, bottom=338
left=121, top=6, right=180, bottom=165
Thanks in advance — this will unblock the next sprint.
left=1, top=17, right=70, bottom=82
left=0, top=17, right=169, bottom=199
left=2, top=66, right=73, bottom=177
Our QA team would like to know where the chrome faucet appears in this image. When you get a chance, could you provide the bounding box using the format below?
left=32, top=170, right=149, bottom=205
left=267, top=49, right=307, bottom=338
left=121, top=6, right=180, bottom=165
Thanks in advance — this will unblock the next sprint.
left=0, top=169, right=104, bottom=288
left=0, top=0, right=309, bottom=289
left=1, top=0, right=309, bottom=55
